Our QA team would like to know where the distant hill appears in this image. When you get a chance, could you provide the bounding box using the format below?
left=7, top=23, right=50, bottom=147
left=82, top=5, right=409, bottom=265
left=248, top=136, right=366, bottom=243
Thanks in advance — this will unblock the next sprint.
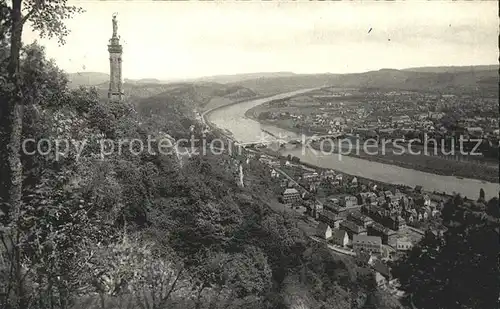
left=124, top=78, right=172, bottom=85
left=403, top=65, right=499, bottom=73
left=230, top=73, right=341, bottom=96
left=191, top=72, right=297, bottom=84
left=68, top=65, right=498, bottom=98
left=67, top=73, right=174, bottom=88
left=67, top=72, right=110, bottom=88
left=230, top=66, right=499, bottom=96
left=67, top=72, right=297, bottom=88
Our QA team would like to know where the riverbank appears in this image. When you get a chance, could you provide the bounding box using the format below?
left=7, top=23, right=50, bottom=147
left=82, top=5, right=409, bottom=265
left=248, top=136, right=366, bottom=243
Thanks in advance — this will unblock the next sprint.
left=245, top=109, right=498, bottom=184
left=305, top=142, right=499, bottom=183
left=206, top=112, right=434, bottom=199
left=256, top=147, right=451, bottom=199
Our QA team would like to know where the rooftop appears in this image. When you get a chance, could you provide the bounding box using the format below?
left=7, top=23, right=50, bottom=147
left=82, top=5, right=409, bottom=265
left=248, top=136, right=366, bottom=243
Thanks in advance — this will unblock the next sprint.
left=320, top=210, right=341, bottom=221
left=317, top=222, right=331, bottom=233
left=283, top=188, right=299, bottom=195
left=372, top=260, right=391, bottom=278
left=340, top=220, right=366, bottom=234
left=370, top=222, right=396, bottom=235
left=396, top=239, right=413, bottom=245
left=353, top=235, right=382, bottom=245
left=333, top=229, right=348, bottom=239
left=349, top=212, right=373, bottom=223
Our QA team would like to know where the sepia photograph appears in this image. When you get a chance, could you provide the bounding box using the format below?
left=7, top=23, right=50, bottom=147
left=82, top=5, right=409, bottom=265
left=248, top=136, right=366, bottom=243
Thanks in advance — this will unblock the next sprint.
left=0, top=1, right=499, bottom=309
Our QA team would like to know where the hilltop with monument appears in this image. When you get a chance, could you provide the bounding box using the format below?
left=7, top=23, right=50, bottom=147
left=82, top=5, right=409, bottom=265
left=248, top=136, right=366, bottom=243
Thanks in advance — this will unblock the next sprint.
left=107, top=13, right=124, bottom=103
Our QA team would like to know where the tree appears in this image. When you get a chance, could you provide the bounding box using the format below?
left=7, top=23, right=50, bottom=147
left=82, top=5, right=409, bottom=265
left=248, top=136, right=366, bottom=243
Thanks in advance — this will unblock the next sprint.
left=88, top=235, right=190, bottom=309
left=392, top=199, right=500, bottom=309
left=486, top=197, right=499, bottom=218
left=0, top=6, right=82, bottom=307
left=0, top=0, right=83, bottom=220
left=478, top=188, right=485, bottom=202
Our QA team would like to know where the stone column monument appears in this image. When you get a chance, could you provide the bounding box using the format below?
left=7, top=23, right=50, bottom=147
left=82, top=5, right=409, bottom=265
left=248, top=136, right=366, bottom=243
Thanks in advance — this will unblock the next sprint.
left=108, top=13, right=124, bottom=102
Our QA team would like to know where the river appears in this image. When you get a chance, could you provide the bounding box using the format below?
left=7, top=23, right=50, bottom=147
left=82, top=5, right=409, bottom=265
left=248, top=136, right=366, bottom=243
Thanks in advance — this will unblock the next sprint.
left=207, top=90, right=499, bottom=199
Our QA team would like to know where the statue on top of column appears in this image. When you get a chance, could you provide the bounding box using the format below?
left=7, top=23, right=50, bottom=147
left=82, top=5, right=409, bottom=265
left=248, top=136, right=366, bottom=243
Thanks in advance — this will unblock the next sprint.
left=112, top=13, right=118, bottom=37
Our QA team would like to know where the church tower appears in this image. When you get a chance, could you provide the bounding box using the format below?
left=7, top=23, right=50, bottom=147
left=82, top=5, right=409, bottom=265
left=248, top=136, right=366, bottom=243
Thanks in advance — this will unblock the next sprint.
left=108, top=13, right=124, bottom=102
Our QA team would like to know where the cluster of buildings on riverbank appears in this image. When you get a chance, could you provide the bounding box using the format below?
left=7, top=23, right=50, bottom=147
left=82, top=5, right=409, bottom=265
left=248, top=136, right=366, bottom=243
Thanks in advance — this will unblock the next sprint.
left=255, top=153, right=452, bottom=288
left=257, top=89, right=500, bottom=156
left=269, top=159, right=447, bottom=243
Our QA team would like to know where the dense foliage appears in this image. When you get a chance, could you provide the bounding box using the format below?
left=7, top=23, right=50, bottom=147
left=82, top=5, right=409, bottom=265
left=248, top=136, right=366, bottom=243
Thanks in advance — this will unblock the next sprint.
left=0, top=39, right=401, bottom=309
left=392, top=193, right=500, bottom=309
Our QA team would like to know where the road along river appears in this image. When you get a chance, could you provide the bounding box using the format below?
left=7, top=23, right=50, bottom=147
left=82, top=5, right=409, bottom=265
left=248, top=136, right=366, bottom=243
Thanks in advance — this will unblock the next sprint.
left=206, top=90, right=500, bottom=199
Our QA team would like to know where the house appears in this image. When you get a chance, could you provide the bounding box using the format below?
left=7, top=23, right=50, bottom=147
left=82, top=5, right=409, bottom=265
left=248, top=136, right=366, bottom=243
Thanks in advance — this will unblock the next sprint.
left=303, top=172, right=320, bottom=181
left=310, top=204, right=320, bottom=219
left=368, top=222, right=397, bottom=245
left=356, top=251, right=372, bottom=265
left=382, top=216, right=405, bottom=231
left=376, top=196, right=386, bottom=205
left=335, top=174, right=343, bottom=183
left=403, top=208, right=418, bottom=221
left=332, top=229, right=349, bottom=247
left=270, top=169, right=279, bottom=178
left=348, top=212, right=374, bottom=228
left=280, top=179, right=290, bottom=188
left=339, top=220, right=367, bottom=238
left=328, top=197, right=340, bottom=205
left=396, top=216, right=406, bottom=229
left=316, top=222, right=332, bottom=240
left=372, top=260, right=392, bottom=287
left=323, top=170, right=336, bottom=179
left=318, top=210, right=342, bottom=229
left=431, top=209, right=440, bottom=218
left=352, top=235, right=382, bottom=254
left=375, top=272, right=387, bottom=287
left=396, top=239, right=413, bottom=251
left=423, top=194, right=432, bottom=207
left=340, top=195, right=358, bottom=207
left=324, top=202, right=342, bottom=214
left=282, top=188, right=301, bottom=204
left=394, top=192, right=405, bottom=201
left=430, top=227, right=448, bottom=238
left=400, top=195, right=412, bottom=208
left=358, top=192, right=377, bottom=204
left=381, top=244, right=397, bottom=260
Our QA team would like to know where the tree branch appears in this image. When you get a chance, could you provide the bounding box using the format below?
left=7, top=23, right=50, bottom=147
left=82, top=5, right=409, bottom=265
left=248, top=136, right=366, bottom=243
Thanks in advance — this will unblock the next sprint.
left=20, top=0, right=44, bottom=25
left=159, top=266, right=185, bottom=308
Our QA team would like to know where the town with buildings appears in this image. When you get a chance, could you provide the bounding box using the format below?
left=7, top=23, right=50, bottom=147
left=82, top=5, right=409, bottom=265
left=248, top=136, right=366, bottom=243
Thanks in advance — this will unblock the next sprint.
left=253, top=88, right=499, bottom=159
left=254, top=152, right=455, bottom=294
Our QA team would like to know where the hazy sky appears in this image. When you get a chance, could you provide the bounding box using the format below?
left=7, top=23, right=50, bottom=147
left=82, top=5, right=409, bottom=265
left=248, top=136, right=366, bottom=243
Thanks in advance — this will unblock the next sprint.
left=22, top=1, right=498, bottom=80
